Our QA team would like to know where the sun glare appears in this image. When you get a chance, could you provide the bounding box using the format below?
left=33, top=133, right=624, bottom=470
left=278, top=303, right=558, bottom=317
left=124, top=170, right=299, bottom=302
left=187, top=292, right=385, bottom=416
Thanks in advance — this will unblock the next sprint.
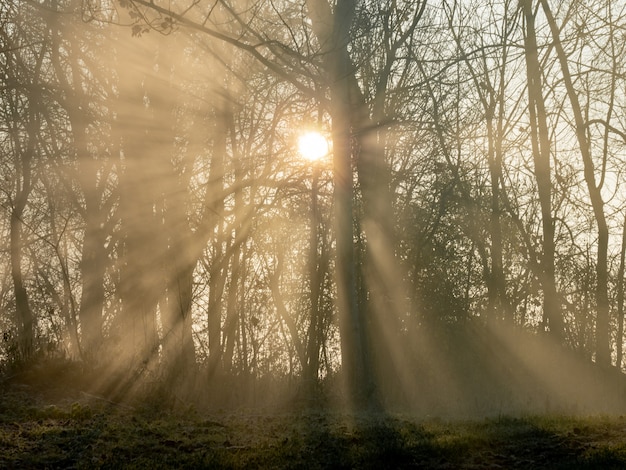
left=298, top=131, right=329, bottom=162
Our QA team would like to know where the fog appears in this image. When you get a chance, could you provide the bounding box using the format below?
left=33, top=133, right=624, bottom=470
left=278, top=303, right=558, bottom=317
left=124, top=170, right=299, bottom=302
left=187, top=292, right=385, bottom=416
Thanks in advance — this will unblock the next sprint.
left=2, top=0, right=626, bottom=420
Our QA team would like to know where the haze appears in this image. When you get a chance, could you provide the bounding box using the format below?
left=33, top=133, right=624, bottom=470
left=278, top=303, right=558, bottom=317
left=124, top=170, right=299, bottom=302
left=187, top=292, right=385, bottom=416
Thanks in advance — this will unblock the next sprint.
left=1, top=0, right=626, bottom=419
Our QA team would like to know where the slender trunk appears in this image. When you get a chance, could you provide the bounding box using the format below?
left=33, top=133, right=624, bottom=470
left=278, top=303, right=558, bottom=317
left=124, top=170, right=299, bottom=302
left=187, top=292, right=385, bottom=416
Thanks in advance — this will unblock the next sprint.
left=521, top=0, right=563, bottom=340
left=223, top=151, right=245, bottom=374
left=305, top=169, right=322, bottom=387
left=9, top=76, right=39, bottom=362
left=487, top=109, right=505, bottom=320
left=206, top=103, right=229, bottom=378
left=163, top=263, right=197, bottom=380
left=269, top=258, right=307, bottom=371
left=77, top=210, right=106, bottom=359
left=445, top=3, right=510, bottom=322
left=223, top=239, right=241, bottom=373
left=493, top=52, right=510, bottom=321
left=487, top=79, right=510, bottom=323
left=238, top=247, right=249, bottom=374
left=207, top=246, right=227, bottom=378
left=539, top=0, right=610, bottom=365
left=491, top=23, right=513, bottom=322
left=616, top=215, right=626, bottom=371
left=10, top=209, right=33, bottom=360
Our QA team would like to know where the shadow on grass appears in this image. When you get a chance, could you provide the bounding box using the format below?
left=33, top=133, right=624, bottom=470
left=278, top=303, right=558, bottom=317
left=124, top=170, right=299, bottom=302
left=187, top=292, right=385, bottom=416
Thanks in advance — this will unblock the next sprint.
left=267, top=412, right=474, bottom=469
left=261, top=414, right=626, bottom=470
left=2, top=379, right=626, bottom=470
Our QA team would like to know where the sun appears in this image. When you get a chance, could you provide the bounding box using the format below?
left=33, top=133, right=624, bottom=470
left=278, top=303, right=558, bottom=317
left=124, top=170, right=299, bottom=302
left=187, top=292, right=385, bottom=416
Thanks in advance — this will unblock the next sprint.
left=298, top=131, right=329, bottom=162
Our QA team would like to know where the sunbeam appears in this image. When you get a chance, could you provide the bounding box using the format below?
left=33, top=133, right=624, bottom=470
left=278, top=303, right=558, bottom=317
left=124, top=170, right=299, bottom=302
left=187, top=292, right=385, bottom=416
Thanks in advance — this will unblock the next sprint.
left=2, top=1, right=626, bottom=452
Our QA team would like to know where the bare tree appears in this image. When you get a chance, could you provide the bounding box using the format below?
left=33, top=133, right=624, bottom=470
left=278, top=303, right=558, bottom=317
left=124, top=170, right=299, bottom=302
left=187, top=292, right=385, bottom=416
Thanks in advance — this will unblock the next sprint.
left=0, top=3, right=49, bottom=360
left=520, top=0, right=564, bottom=339
left=539, top=0, right=614, bottom=365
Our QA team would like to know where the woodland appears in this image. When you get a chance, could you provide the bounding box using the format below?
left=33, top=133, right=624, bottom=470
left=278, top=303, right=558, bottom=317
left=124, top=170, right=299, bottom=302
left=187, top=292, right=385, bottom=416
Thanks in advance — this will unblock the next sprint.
left=2, top=0, right=626, bottom=431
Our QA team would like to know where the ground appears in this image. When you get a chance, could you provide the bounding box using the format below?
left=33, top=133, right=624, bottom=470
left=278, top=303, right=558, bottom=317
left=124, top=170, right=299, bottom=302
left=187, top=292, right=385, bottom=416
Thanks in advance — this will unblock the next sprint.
left=2, top=376, right=626, bottom=469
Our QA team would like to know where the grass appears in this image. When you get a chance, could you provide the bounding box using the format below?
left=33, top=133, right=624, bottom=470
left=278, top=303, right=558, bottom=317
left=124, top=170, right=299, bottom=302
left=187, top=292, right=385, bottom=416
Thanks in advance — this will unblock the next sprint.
left=2, top=380, right=626, bottom=469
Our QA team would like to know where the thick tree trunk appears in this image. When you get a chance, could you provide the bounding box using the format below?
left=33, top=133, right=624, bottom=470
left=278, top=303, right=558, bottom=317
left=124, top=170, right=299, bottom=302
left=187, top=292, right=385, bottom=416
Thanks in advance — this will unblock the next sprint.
left=305, top=0, right=377, bottom=408
left=331, top=11, right=372, bottom=409
left=68, top=96, right=107, bottom=361
left=331, top=103, right=371, bottom=408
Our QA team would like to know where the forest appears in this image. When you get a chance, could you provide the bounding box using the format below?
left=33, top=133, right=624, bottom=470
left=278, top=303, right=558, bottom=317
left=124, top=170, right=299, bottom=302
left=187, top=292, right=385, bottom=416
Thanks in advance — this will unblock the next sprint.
left=2, top=0, right=626, bottom=425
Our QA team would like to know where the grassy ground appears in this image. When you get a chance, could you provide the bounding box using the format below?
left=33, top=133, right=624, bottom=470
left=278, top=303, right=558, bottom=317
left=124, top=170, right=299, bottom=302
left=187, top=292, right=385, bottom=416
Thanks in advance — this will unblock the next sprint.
left=2, top=379, right=626, bottom=469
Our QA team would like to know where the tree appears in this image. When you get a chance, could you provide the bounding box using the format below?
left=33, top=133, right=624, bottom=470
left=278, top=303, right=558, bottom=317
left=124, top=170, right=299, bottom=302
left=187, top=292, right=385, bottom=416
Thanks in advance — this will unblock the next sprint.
left=5, top=0, right=626, bottom=413
left=0, top=1, right=49, bottom=360
left=47, top=0, right=116, bottom=360
left=539, top=0, right=616, bottom=366
left=444, top=0, right=522, bottom=322
left=520, top=0, right=564, bottom=339
left=118, top=0, right=419, bottom=407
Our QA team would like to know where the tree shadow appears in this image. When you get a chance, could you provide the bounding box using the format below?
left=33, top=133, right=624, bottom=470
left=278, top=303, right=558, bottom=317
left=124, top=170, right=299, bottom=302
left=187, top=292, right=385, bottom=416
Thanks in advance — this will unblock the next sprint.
left=293, top=413, right=626, bottom=469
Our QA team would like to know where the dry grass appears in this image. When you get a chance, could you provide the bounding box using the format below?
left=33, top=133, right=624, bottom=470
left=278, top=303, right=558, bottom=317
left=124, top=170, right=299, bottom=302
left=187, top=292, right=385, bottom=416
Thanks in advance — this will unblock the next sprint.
left=1, top=368, right=626, bottom=469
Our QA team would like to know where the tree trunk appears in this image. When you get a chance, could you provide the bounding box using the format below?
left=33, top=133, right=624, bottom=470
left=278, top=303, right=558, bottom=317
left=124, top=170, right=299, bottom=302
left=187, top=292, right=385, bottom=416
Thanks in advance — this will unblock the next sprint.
left=222, top=238, right=241, bottom=374
left=269, top=256, right=307, bottom=371
left=304, top=169, right=322, bottom=389
left=521, top=0, right=563, bottom=340
left=9, top=73, right=39, bottom=362
left=205, top=102, right=229, bottom=379
left=10, top=209, right=34, bottom=361
left=331, top=6, right=372, bottom=408
left=222, top=155, right=246, bottom=374
left=46, top=1, right=107, bottom=361
left=111, top=23, right=162, bottom=371
left=77, top=210, right=106, bottom=360
left=162, top=263, right=197, bottom=383
left=304, top=0, right=377, bottom=408
left=616, top=215, right=626, bottom=371
left=539, top=0, right=610, bottom=365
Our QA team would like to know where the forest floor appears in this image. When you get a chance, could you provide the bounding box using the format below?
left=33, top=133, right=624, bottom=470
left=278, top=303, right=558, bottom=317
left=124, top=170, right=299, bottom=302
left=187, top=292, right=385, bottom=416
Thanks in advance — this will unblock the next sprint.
left=2, top=364, right=626, bottom=469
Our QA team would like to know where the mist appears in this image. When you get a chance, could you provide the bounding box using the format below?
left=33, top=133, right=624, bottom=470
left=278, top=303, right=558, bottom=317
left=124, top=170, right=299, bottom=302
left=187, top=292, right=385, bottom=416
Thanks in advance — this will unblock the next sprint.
left=2, top=0, right=626, bottom=428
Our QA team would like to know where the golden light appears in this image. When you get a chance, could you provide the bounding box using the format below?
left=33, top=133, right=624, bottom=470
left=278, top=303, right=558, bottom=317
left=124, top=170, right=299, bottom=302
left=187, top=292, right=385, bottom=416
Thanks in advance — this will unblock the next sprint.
left=298, top=131, right=329, bottom=162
